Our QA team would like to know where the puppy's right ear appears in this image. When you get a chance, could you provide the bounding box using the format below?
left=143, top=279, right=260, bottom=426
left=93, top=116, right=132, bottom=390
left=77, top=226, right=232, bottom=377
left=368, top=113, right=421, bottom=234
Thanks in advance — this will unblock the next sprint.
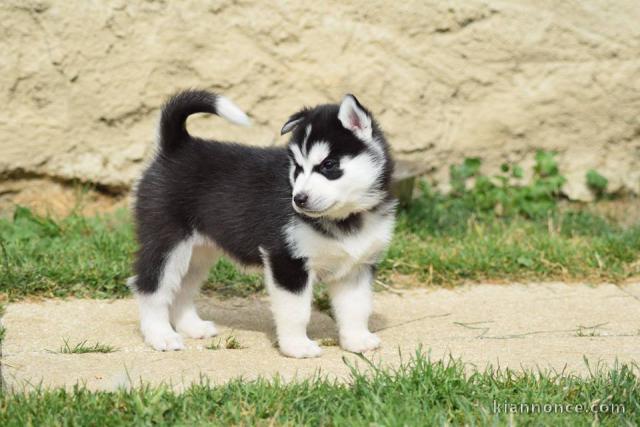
left=281, top=110, right=307, bottom=135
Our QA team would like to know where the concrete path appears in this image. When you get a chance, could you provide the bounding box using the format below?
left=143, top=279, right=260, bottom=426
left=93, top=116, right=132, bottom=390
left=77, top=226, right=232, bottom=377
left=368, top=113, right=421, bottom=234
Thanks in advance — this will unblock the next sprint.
left=2, top=282, right=640, bottom=391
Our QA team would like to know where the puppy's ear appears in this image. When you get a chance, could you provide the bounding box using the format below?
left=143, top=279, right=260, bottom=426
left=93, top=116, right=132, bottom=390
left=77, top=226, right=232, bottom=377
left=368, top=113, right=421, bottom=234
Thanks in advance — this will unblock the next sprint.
left=338, top=94, right=372, bottom=141
left=281, top=110, right=307, bottom=135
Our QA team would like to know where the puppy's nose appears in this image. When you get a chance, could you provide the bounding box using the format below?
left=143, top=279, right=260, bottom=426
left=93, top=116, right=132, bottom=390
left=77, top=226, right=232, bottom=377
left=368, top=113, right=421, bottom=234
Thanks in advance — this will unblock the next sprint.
left=293, top=193, right=309, bottom=208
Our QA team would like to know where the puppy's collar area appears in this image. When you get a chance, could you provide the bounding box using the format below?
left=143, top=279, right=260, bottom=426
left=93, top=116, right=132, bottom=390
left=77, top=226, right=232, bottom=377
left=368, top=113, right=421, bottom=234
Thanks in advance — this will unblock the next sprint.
left=294, top=195, right=396, bottom=238
left=296, top=212, right=364, bottom=237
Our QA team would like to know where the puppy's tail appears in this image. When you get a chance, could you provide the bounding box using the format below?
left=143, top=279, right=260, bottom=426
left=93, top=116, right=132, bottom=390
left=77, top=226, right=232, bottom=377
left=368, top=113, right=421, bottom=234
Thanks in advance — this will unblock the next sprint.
left=159, top=89, right=251, bottom=152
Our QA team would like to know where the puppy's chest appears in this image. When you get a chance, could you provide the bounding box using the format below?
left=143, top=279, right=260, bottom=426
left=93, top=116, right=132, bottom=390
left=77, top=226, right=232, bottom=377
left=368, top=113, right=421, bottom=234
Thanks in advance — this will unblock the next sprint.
left=287, top=213, right=395, bottom=282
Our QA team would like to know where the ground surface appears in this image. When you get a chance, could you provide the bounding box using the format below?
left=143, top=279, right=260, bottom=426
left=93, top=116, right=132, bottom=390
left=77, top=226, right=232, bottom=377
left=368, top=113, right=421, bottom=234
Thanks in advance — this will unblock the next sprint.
left=3, top=282, right=639, bottom=392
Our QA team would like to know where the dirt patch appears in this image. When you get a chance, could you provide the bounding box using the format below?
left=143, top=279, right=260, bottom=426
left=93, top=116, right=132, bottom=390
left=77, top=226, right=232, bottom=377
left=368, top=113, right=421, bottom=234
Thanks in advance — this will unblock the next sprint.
left=0, top=179, right=126, bottom=218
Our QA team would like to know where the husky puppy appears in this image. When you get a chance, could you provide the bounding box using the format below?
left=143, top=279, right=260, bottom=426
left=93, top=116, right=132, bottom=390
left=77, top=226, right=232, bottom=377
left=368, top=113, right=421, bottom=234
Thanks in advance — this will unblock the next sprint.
left=130, top=90, right=395, bottom=358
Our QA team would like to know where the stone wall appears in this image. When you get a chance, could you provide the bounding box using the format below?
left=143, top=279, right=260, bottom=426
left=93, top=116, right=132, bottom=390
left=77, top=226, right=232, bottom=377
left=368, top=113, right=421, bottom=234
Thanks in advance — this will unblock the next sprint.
left=1, top=0, right=639, bottom=201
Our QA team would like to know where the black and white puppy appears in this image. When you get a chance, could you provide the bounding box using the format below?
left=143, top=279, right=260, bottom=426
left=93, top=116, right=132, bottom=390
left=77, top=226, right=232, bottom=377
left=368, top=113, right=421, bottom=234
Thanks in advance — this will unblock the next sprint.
left=130, top=90, right=396, bottom=358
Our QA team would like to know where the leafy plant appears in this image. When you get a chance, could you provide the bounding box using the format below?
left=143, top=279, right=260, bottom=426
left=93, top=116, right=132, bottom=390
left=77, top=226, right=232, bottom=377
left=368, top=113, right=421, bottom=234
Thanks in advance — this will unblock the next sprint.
left=206, top=335, right=244, bottom=350
left=410, top=150, right=566, bottom=235
left=586, top=169, right=608, bottom=198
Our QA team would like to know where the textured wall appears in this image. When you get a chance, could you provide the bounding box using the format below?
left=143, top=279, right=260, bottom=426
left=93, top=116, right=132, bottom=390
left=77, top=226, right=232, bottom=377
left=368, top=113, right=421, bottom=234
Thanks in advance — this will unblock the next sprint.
left=1, top=0, right=640, bottom=200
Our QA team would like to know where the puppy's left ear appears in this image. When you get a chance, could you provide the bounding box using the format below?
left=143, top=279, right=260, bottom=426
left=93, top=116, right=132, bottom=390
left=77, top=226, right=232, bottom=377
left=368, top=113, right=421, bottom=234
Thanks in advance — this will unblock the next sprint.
left=281, top=110, right=307, bottom=135
left=338, top=94, right=372, bottom=141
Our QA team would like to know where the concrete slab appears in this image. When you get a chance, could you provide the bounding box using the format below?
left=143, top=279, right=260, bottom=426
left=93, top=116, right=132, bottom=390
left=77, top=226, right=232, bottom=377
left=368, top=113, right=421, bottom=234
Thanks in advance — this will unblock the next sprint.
left=2, top=282, right=639, bottom=391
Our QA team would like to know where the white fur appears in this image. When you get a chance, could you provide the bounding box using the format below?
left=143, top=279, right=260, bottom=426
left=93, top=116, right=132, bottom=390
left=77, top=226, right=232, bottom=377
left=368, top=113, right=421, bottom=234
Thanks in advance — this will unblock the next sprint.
left=284, top=205, right=394, bottom=353
left=291, top=147, right=385, bottom=219
left=138, top=208, right=394, bottom=356
left=286, top=202, right=396, bottom=283
left=216, top=96, right=251, bottom=126
left=329, top=267, right=380, bottom=353
left=136, top=233, right=220, bottom=351
left=260, top=247, right=322, bottom=358
left=171, top=244, right=219, bottom=339
left=302, top=124, right=312, bottom=156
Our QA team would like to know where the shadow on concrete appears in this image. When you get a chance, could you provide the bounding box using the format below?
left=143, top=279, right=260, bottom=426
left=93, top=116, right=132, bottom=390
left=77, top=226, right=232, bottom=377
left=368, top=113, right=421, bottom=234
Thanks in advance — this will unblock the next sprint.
left=196, top=296, right=388, bottom=341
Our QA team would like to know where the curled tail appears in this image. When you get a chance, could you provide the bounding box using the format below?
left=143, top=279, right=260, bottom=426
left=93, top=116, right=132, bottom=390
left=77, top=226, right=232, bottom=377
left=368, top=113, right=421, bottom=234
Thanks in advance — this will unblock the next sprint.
left=159, top=89, right=251, bottom=152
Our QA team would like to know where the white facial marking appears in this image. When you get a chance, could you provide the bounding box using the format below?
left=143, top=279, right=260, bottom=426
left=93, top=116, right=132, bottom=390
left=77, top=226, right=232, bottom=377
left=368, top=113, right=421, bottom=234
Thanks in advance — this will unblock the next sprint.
left=290, top=145, right=384, bottom=219
left=302, top=124, right=312, bottom=156
left=291, top=142, right=334, bottom=213
left=290, top=144, right=305, bottom=167
left=288, top=98, right=387, bottom=219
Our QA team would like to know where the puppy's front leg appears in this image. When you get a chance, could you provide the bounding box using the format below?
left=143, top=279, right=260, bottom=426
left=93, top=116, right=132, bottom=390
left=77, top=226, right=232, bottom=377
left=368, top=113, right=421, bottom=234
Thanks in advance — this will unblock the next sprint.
left=329, top=266, right=380, bottom=353
left=261, top=249, right=322, bottom=358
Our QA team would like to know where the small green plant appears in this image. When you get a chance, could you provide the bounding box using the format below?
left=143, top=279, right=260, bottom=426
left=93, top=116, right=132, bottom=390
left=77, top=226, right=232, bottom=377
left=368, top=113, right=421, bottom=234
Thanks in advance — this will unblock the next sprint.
left=586, top=169, right=608, bottom=198
left=205, top=340, right=221, bottom=350
left=576, top=326, right=600, bottom=337
left=444, top=150, right=567, bottom=221
left=58, top=338, right=116, bottom=354
left=320, top=338, right=339, bottom=347
left=223, top=335, right=243, bottom=349
left=205, top=258, right=263, bottom=297
left=206, top=335, right=244, bottom=350
left=313, top=284, right=332, bottom=315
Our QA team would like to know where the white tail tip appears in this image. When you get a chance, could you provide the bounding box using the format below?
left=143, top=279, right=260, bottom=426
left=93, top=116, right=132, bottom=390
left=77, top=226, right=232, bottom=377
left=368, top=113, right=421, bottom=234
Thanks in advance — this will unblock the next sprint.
left=216, top=96, right=252, bottom=126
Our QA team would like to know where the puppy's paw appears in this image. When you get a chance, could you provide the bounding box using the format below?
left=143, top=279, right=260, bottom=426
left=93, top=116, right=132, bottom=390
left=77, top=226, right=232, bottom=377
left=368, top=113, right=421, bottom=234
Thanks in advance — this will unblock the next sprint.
left=279, top=337, right=323, bottom=358
left=177, top=319, right=218, bottom=339
left=145, top=330, right=185, bottom=351
left=340, top=331, right=380, bottom=353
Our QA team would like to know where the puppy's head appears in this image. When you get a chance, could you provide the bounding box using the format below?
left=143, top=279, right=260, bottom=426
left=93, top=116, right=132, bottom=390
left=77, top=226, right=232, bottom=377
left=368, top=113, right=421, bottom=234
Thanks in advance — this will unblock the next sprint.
left=282, top=94, right=391, bottom=220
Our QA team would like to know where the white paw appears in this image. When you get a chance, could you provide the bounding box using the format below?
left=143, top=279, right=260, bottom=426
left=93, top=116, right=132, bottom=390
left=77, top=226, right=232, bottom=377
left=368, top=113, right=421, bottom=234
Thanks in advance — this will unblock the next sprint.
left=145, top=330, right=185, bottom=351
left=176, top=319, right=218, bottom=339
left=340, top=331, right=381, bottom=353
left=279, top=337, right=323, bottom=359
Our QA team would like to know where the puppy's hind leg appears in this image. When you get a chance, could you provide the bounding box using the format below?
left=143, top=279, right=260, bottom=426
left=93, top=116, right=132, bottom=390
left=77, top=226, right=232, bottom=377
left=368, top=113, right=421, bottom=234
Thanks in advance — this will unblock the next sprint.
left=134, top=237, right=196, bottom=351
left=171, top=241, right=219, bottom=339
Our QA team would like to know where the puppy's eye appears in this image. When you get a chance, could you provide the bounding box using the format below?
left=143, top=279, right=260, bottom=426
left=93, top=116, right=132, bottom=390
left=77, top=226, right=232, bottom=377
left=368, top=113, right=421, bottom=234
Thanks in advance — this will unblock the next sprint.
left=320, top=159, right=338, bottom=171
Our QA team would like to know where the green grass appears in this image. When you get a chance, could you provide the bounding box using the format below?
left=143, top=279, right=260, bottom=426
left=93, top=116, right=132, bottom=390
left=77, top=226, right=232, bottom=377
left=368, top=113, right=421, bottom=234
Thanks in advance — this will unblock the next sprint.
left=1, top=199, right=639, bottom=302
left=1, top=353, right=637, bottom=426
left=56, top=338, right=117, bottom=354
left=382, top=209, right=640, bottom=285
left=206, top=334, right=244, bottom=350
left=1, top=152, right=639, bottom=300
left=0, top=206, right=265, bottom=301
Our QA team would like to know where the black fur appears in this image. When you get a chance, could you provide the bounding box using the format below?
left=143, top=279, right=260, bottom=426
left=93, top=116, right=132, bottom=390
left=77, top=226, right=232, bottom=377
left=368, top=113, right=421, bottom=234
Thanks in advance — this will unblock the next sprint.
left=269, top=252, right=309, bottom=293
left=285, top=102, right=393, bottom=194
left=159, top=90, right=219, bottom=152
left=133, top=90, right=393, bottom=294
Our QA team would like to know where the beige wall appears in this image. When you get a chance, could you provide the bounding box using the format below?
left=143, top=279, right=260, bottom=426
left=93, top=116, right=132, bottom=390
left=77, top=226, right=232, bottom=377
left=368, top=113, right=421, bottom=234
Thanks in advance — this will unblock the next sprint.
left=1, top=0, right=639, bottom=200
